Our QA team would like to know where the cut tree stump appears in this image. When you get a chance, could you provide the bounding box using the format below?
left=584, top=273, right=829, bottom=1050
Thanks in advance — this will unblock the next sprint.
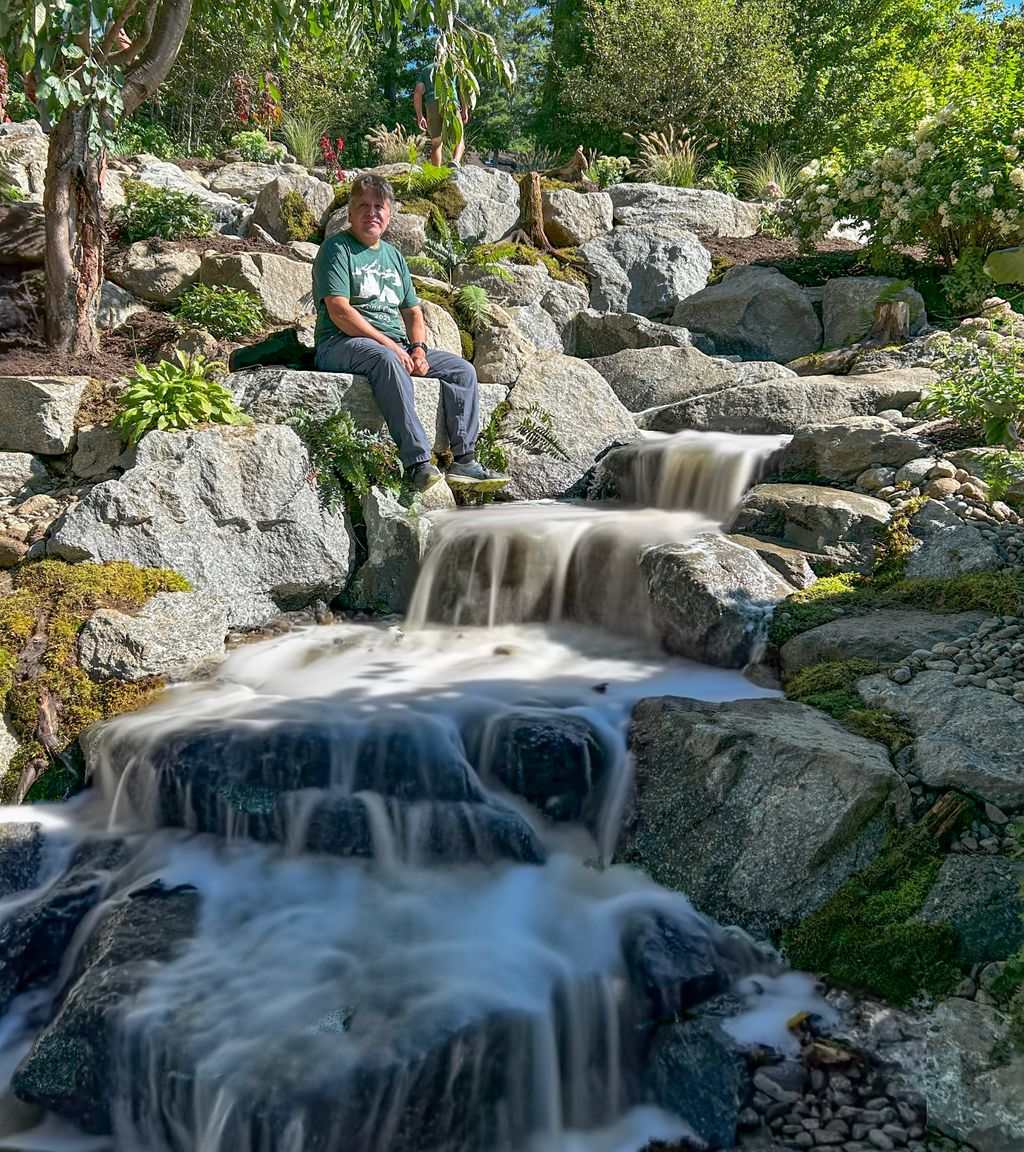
left=867, top=300, right=910, bottom=346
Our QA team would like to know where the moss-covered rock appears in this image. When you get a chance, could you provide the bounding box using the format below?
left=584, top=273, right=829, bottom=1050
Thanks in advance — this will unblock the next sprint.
left=278, top=189, right=321, bottom=243
left=0, top=559, right=189, bottom=804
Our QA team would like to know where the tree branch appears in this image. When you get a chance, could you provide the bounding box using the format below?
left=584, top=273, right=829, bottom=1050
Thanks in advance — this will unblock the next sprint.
left=109, top=1, right=159, bottom=71
left=99, top=0, right=143, bottom=60
left=121, top=0, right=193, bottom=115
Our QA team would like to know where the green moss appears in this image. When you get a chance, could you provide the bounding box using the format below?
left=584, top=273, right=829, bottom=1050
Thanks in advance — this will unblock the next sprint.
left=399, top=196, right=435, bottom=219
left=424, top=179, right=466, bottom=223
left=872, top=495, right=927, bottom=586
left=539, top=177, right=582, bottom=192
left=460, top=330, right=475, bottom=360
left=784, top=819, right=965, bottom=1005
left=707, top=255, right=735, bottom=285
left=1, top=560, right=190, bottom=803
left=785, top=658, right=888, bottom=703
left=768, top=569, right=1024, bottom=647
left=279, top=190, right=321, bottom=244
left=331, top=182, right=352, bottom=211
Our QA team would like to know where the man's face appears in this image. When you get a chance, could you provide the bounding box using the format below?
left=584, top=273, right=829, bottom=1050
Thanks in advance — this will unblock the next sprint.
left=348, top=187, right=391, bottom=245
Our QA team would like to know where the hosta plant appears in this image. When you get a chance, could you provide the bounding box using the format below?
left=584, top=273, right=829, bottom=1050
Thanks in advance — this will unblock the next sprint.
left=114, top=352, right=251, bottom=446
left=174, top=284, right=265, bottom=341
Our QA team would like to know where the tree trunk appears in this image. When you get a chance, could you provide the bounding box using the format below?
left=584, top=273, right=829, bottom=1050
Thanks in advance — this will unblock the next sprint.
left=866, top=299, right=910, bottom=347
left=509, top=171, right=556, bottom=252
left=43, top=107, right=104, bottom=355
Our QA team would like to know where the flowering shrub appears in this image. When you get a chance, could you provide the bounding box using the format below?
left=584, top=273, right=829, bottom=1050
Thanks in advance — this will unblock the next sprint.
left=320, top=136, right=346, bottom=183
left=791, top=67, right=1024, bottom=268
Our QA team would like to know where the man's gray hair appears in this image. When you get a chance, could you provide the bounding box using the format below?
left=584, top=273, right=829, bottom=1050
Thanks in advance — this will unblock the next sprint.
left=349, top=173, right=396, bottom=211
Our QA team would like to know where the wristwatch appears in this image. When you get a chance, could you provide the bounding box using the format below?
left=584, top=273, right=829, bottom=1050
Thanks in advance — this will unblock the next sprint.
left=408, top=341, right=428, bottom=352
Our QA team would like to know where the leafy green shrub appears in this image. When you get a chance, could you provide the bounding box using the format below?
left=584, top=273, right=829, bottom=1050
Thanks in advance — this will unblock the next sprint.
left=365, top=123, right=427, bottom=165
left=981, top=450, right=1024, bottom=503
left=698, top=161, right=739, bottom=195
left=791, top=71, right=1024, bottom=267
left=393, top=163, right=452, bottom=198
left=230, top=130, right=286, bottom=163
left=110, top=118, right=178, bottom=159
left=285, top=407, right=402, bottom=517
left=114, top=180, right=212, bottom=244
left=784, top=818, right=964, bottom=1006
left=919, top=344, right=1024, bottom=447
left=113, top=352, right=251, bottom=446
left=278, top=110, right=329, bottom=168
left=585, top=153, right=630, bottom=189
left=625, top=126, right=706, bottom=187
left=279, top=189, right=322, bottom=243
left=174, top=284, right=265, bottom=340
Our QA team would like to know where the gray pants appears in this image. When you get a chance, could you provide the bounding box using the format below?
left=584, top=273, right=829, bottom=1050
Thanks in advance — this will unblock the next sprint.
left=315, top=335, right=479, bottom=467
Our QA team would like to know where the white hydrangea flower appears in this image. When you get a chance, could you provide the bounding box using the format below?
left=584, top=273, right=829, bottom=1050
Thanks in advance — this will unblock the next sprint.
left=915, top=142, right=937, bottom=162
left=914, top=116, right=937, bottom=142
left=949, top=189, right=960, bottom=204
left=1006, top=146, right=1020, bottom=161
left=1014, top=128, right=1024, bottom=142
left=1010, top=168, right=1024, bottom=189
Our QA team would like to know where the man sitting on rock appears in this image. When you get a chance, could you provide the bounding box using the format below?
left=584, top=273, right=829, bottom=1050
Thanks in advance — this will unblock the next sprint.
left=312, top=173, right=506, bottom=492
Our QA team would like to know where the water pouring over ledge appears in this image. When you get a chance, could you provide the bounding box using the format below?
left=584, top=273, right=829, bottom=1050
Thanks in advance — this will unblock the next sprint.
left=0, top=431, right=831, bottom=1152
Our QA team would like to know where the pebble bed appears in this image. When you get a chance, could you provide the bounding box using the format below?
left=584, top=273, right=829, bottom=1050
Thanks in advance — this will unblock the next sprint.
left=739, top=1025, right=929, bottom=1152
left=887, top=613, right=1024, bottom=702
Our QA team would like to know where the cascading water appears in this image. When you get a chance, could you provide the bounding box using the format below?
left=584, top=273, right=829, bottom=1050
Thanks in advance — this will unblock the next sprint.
left=0, top=431, right=829, bottom=1152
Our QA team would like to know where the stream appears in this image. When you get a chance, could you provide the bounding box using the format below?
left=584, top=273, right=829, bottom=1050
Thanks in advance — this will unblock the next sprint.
left=0, top=430, right=833, bottom=1152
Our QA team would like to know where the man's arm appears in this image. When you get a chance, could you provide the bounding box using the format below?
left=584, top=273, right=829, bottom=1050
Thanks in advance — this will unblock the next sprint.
left=325, top=296, right=416, bottom=372
left=402, top=305, right=429, bottom=377
left=413, top=82, right=428, bottom=133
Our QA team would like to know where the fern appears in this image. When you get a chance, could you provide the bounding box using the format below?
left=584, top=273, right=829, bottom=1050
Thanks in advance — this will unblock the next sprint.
left=285, top=407, right=402, bottom=519
left=475, top=400, right=571, bottom=470
left=420, top=215, right=513, bottom=287
left=453, top=285, right=492, bottom=332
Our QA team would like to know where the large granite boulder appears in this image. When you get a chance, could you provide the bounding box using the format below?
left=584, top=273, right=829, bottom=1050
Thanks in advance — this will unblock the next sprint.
left=621, top=696, right=908, bottom=935
left=197, top=251, right=313, bottom=325
left=606, top=184, right=761, bottom=238
left=581, top=227, right=711, bottom=320
left=729, top=483, right=891, bottom=560
left=533, top=279, right=590, bottom=352
left=541, top=189, right=614, bottom=246
left=207, top=162, right=289, bottom=202
left=779, top=609, right=989, bottom=674
left=671, top=265, right=822, bottom=362
left=506, top=303, right=562, bottom=352
left=903, top=501, right=1001, bottom=579
left=346, top=487, right=431, bottom=614
left=451, top=166, right=520, bottom=243
left=0, top=376, right=88, bottom=455
left=134, top=160, right=246, bottom=225
left=0, top=451, right=47, bottom=497
left=47, top=426, right=354, bottom=630
left=858, top=671, right=1024, bottom=808
left=574, top=311, right=713, bottom=359
left=506, top=350, right=637, bottom=464
left=454, top=261, right=553, bottom=307
left=420, top=300, right=463, bottom=355
left=77, top=590, right=229, bottom=682
left=325, top=207, right=427, bottom=256
left=473, top=304, right=538, bottom=385
left=251, top=174, right=335, bottom=243
left=641, top=533, right=794, bottom=667
left=915, top=998, right=1024, bottom=1152
left=641, top=369, right=932, bottom=435
left=108, top=242, right=202, bottom=305
left=0, top=201, right=45, bottom=266
left=0, top=120, right=49, bottom=198
left=587, top=344, right=773, bottom=412
left=917, top=854, right=1024, bottom=966
left=97, top=280, right=148, bottom=330
left=226, top=367, right=507, bottom=453
left=822, top=276, right=927, bottom=349
left=779, top=416, right=934, bottom=481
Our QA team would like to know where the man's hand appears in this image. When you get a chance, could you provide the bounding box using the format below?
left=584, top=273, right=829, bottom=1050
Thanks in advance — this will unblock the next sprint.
left=390, top=343, right=416, bottom=373
left=459, top=106, right=470, bottom=126
left=418, top=115, right=428, bottom=133
left=410, top=347, right=430, bottom=377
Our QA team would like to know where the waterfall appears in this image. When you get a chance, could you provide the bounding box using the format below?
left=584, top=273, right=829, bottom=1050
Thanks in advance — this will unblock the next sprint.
left=0, top=431, right=830, bottom=1152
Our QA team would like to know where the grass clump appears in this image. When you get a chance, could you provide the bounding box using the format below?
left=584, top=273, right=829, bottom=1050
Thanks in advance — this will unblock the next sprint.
left=0, top=560, right=190, bottom=804
left=784, top=816, right=965, bottom=1006
left=279, top=190, right=322, bottom=243
left=783, top=658, right=912, bottom=753
left=769, top=569, right=1024, bottom=647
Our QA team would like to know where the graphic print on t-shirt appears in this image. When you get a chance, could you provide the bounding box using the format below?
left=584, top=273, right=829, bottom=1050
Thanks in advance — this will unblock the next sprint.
left=354, top=260, right=404, bottom=311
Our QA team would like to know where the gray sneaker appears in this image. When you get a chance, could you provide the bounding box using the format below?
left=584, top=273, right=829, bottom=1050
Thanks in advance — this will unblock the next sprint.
left=405, top=461, right=443, bottom=492
left=446, top=458, right=509, bottom=492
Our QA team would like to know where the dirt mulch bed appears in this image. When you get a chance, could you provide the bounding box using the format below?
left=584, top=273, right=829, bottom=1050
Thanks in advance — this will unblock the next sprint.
left=699, top=233, right=865, bottom=265
left=0, top=309, right=181, bottom=388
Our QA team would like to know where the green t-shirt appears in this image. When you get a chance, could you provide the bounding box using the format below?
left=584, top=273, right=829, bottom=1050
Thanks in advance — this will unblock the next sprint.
left=418, top=66, right=438, bottom=106
left=312, top=230, right=418, bottom=346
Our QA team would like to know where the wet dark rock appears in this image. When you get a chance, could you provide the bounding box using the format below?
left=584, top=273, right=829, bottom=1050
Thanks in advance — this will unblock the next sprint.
left=0, top=838, right=127, bottom=1014
left=13, top=882, right=200, bottom=1133
left=0, top=822, right=41, bottom=899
